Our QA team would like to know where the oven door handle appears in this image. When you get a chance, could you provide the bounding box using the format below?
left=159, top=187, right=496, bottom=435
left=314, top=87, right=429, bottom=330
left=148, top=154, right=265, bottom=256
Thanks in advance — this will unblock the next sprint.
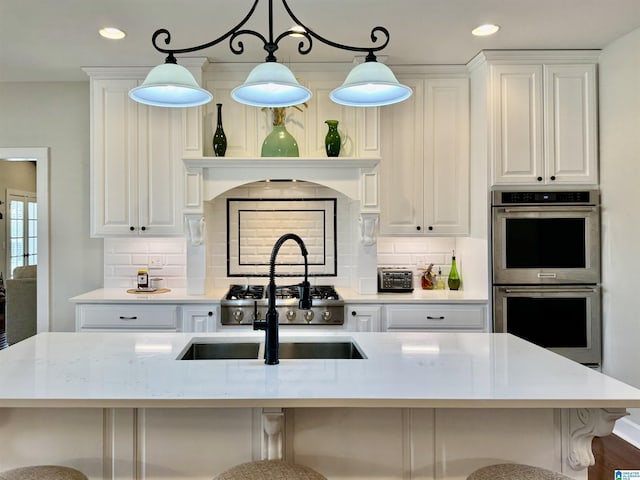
left=500, top=206, right=597, bottom=213
left=502, top=287, right=598, bottom=294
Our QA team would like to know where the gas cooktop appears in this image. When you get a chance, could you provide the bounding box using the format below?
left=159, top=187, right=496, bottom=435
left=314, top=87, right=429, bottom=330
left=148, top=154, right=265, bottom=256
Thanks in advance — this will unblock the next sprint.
left=224, top=284, right=341, bottom=302
left=221, top=284, right=344, bottom=325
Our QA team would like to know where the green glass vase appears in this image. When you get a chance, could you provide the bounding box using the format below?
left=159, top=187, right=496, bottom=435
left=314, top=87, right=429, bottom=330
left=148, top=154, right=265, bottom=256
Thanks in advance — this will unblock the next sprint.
left=324, top=120, right=341, bottom=157
left=261, top=125, right=299, bottom=157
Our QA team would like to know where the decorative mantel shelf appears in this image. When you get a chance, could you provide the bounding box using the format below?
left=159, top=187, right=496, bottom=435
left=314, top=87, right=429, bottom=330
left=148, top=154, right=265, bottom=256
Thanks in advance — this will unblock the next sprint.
left=183, top=157, right=380, bottom=169
left=182, top=156, right=381, bottom=209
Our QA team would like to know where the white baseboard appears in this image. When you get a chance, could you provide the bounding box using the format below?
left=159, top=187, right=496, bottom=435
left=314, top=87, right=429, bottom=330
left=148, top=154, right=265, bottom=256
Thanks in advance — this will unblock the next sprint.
left=613, top=416, right=640, bottom=449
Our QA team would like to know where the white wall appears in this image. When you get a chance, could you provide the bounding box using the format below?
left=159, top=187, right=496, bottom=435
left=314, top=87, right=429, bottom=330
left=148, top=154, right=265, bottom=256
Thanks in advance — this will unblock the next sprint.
left=599, top=27, right=640, bottom=434
left=0, top=82, right=103, bottom=332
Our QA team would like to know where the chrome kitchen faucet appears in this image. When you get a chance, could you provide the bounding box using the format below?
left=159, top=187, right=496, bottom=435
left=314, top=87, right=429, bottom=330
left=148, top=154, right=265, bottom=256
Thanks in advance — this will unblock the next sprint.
left=253, top=233, right=312, bottom=365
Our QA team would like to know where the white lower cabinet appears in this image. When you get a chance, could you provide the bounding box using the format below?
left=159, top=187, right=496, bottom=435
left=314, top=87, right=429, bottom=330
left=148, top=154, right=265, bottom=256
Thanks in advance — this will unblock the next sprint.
left=384, top=304, right=487, bottom=332
left=75, top=304, right=179, bottom=331
left=345, top=305, right=382, bottom=332
left=180, top=305, right=218, bottom=332
left=74, top=302, right=486, bottom=333
left=75, top=304, right=219, bottom=332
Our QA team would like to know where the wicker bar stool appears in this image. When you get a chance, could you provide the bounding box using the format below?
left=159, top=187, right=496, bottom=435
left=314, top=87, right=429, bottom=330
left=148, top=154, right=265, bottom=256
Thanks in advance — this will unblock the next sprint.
left=467, top=463, right=573, bottom=480
left=0, top=465, right=88, bottom=480
left=214, top=460, right=327, bottom=480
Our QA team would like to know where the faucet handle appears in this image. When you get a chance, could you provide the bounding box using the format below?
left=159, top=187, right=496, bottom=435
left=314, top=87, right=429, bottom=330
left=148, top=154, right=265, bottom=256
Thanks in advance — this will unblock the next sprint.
left=253, top=319, right=267, bottom=331
left=298, top=281, right=312, bottom=310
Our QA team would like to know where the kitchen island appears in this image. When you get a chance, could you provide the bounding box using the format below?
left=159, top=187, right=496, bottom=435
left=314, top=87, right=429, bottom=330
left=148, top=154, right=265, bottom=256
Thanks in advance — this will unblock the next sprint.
left=0, top=331, right=638, bottom=479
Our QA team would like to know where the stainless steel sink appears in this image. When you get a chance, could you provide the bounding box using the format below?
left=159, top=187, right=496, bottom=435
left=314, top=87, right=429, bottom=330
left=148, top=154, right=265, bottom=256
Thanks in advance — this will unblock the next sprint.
left=278, top=341, right=366, bottom=359
left=178, top=340, right=366, bottom=360
left=180, top=342, right=261, bottom=360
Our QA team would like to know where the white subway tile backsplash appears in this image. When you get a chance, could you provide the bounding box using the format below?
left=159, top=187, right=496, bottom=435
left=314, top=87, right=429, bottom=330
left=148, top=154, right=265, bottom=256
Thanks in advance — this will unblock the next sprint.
left=377, top=236, right=459, bottom=286
left=165, top=255, right=186, bottom=266
left=104, top=237, right=187, bottom=289
left=104, top=254, right=130, bottom=265
left=131, top=254, right=150, bottom=265
left=103, top=183, right=462, bottom=291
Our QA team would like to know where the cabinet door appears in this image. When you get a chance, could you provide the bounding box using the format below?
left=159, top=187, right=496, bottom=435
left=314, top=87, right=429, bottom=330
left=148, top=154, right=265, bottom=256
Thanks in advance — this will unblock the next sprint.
left=91, top=78, right=139, bottom=236
left=138, top=105, right=184, bottom=235
left=379, top=79, right=424, bottom=235
left=180, top=305, right=218, bottom=332
left=544, top=64, right=598, bottom=184
left=423, top=78, right=469, bottom=235
left=490, top=65, right=544, bottom=185
left=346, top=305, right=382, bottom=332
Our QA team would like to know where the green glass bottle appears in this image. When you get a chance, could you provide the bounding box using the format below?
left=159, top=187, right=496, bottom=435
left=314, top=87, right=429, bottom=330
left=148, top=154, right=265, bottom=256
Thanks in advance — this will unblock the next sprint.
left=213, top=103, right=227, bottom=157
left=448, top=250, right=461, bottom=290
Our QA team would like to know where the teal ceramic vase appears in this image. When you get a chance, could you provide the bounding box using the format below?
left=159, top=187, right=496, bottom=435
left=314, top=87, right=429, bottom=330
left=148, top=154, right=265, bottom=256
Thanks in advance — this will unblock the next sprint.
left=324, top=120, right=341, bottom=157
left=261, top=125, right=299, bottom=157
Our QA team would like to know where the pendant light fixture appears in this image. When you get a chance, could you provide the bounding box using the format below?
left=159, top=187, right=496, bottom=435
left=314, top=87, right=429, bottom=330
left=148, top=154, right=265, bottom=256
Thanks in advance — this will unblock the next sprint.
left=129, top=0, right=411, bottom=108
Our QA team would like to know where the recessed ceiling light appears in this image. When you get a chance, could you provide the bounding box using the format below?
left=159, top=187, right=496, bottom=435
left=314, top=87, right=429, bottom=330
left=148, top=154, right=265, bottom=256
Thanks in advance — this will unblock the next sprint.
left=99, top=27, right=126, bottom=40
left=472, top=24, right=500, bottom=37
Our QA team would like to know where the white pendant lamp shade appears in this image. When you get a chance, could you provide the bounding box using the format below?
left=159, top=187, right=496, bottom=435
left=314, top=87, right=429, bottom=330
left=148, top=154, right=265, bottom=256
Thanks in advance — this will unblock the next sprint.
left=330, top=61, right=412, bottom=107
left=129, top=63, right=213, bottom=107
left=231, top=62, right=312, bottom=107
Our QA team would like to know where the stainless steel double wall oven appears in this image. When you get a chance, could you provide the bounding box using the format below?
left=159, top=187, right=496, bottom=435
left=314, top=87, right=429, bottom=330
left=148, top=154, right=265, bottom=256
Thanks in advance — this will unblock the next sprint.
left=491, top=190, right=601, bottom=366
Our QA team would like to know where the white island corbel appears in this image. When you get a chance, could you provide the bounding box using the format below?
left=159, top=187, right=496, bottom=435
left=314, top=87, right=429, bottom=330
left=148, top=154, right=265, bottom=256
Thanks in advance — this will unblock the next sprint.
left=0, top=331, right=638, bottom=480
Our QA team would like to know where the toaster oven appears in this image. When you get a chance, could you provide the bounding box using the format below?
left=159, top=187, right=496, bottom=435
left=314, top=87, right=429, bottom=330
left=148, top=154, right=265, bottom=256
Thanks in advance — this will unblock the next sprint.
left=377, top=268, right=414, bottom=292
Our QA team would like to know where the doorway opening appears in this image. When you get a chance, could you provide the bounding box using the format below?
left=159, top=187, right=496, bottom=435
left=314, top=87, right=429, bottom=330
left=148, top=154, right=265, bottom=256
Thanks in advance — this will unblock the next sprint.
left=0, top=147, right=49, bottom=336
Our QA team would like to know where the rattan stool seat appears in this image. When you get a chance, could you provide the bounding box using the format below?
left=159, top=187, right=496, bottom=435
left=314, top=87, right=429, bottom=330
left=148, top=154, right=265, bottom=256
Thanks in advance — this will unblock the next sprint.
left=467, top=463, right=573, bottom=480
left=214, top=460, right=326, bottom=480
left=0, top=466, right=88, bottom=480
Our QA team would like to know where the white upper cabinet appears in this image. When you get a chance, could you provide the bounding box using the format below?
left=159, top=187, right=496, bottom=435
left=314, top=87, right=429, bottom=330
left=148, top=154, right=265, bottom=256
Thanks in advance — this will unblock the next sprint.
left=85, top=63, right=208, bottom=237
left=487, top=56, right=598, bottom=185
left=379, top=75, right=470, bottom=236
left=89, top=76, right=185, bottom=236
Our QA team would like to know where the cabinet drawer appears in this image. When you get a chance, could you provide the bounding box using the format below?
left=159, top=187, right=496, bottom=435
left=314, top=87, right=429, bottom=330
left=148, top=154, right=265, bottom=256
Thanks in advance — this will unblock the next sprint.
left=385, top=304, right=485, bottom=330
left=77, top=304, right=178, bottom=330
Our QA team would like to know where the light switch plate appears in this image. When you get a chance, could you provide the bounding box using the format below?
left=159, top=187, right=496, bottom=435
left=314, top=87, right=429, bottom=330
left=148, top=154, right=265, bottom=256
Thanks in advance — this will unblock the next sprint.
left=149, top=256, right=163, bottom=268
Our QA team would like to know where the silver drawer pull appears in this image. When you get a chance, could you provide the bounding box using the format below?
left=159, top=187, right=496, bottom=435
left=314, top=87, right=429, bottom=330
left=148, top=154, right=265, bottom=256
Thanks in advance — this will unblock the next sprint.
left=427, top=316, right=445, bottom=320
left=119, top=316, right=138, bottom=320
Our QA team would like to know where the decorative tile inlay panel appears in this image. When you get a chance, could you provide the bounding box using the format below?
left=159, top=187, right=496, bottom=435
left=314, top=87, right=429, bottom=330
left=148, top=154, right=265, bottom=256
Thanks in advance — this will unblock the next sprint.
left=227, top=198, right=337, bottom=277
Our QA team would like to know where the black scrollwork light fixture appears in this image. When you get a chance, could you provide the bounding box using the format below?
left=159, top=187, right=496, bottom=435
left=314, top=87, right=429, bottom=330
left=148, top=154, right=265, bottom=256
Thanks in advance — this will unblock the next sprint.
left=128, top=0, right=412, bottom=108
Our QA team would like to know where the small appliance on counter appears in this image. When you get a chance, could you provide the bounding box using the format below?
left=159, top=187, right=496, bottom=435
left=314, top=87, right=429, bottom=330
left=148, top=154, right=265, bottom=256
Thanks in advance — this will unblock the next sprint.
left=377, top=268, right=414, bottom=293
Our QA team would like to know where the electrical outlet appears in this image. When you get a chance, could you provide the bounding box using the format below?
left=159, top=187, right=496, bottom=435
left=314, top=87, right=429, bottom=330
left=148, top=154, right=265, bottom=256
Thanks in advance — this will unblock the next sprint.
left=149, top=256, right=163, bottom=269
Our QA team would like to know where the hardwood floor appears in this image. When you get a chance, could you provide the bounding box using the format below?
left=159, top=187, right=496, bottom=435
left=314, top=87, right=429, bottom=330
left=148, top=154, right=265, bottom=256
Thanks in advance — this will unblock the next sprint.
left=589, top=434, right=640, bottom=480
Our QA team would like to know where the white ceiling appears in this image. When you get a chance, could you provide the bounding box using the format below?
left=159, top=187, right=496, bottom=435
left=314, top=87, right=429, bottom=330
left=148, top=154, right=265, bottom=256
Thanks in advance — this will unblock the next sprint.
left=3, top=0, right=640, bottom=82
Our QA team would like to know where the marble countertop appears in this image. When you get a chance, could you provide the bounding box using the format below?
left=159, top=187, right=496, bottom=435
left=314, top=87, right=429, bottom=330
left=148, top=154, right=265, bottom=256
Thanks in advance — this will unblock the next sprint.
left=0, top=331, right=638, bottom=409
left=69, top=287, right=488, bottom=304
